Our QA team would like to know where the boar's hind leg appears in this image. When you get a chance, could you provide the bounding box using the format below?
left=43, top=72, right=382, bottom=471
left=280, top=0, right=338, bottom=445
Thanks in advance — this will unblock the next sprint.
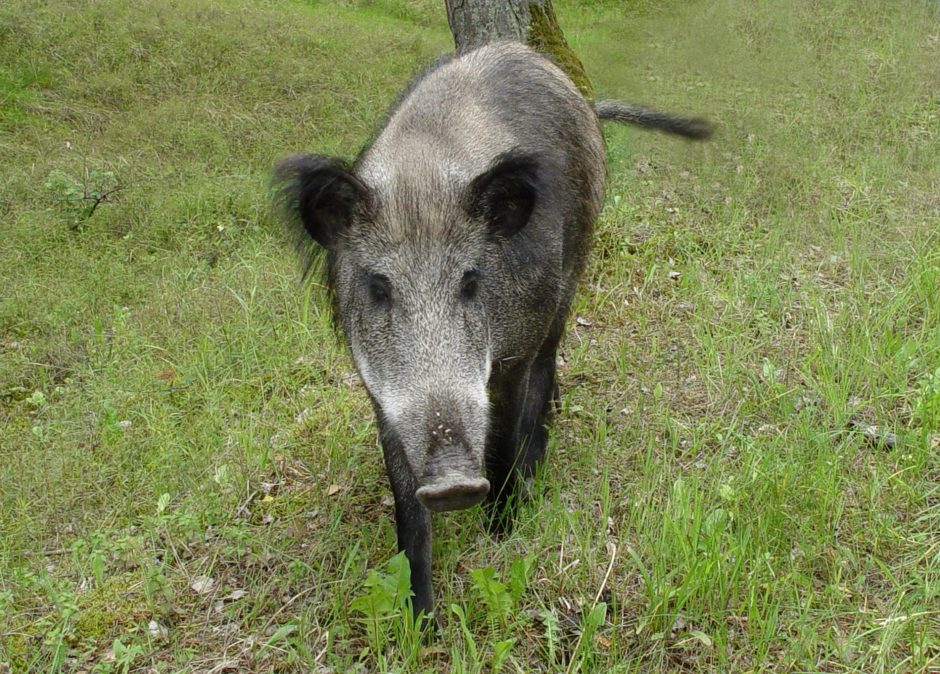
left=380, top=426, right=434, bottom=621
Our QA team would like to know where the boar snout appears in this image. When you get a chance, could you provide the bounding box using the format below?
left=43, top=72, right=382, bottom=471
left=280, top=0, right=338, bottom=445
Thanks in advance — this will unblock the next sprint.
left=416, top=474, right=490, bottom=512
left=416, top=444, right=490, bottom=512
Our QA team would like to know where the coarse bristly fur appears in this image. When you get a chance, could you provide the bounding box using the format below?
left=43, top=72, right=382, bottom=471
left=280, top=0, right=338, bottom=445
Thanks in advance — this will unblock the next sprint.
left=273, top=40, right=712, bottom=621
left=593, top=99, right=714, bottom=139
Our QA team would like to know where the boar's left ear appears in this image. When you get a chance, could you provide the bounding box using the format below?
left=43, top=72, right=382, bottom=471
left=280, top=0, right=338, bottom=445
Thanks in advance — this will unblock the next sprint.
left=466, top=152, right=541, bottom=238
left=274, top=154, right=369, bottom=249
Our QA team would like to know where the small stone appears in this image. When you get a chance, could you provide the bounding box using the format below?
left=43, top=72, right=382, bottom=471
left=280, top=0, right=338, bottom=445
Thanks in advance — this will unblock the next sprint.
left=190, top=576, right=216, bottom=595
left=260, top=482, right=278, bottom=495
left=148, top=620, right=168, bottom=639
left=223, top=589, right=247, bottom=602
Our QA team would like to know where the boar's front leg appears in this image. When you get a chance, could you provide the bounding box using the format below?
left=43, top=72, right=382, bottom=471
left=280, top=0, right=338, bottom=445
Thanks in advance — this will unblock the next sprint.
left=378, top=418, right=434, bottom=620
left=513, top=344, right=560, bottom=479
left=512, top=316, right=570, bottom=483
left=486, top=330, right=562, bottom=532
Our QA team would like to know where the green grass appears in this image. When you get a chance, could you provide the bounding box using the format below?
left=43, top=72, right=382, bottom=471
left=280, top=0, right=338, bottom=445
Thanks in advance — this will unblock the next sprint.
left=1, top=0, right=938, bottom=671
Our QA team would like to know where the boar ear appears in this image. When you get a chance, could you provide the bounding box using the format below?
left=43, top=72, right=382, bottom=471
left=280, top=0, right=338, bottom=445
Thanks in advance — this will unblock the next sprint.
left=274, top=154, right=368, bottom=249
left=466, top=152, right=541, bottom=238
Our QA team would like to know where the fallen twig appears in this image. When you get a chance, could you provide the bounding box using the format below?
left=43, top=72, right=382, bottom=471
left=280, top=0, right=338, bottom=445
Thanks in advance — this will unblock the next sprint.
left=847, top=420, right=901, bottom=450
left=565, top=542, right=617, bottom=674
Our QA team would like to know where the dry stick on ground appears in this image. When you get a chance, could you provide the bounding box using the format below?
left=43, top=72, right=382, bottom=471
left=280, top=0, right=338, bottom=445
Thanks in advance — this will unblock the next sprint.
left=564, top=543, right=618, bottom=674
left=847, top=420, right=901, bottom=450
left=80, top=183, right=125, bottom=218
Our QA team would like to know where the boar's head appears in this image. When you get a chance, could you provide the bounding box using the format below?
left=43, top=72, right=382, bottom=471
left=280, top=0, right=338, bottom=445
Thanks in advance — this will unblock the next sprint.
left=276, top=147, right=557, bottom=512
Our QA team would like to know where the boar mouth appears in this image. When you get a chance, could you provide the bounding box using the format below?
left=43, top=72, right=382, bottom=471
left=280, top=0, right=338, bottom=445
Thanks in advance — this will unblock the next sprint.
left=416, top=474, right=490, bottom=512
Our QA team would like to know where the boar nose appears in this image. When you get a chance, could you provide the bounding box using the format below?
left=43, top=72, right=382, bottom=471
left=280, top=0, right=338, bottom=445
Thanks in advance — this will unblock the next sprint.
left=415, top=443, right=489, bottom=512
left=416, top=475, right=490, bottom=512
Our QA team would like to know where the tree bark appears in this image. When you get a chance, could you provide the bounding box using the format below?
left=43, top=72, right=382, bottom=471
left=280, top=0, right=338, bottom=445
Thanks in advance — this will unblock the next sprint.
left=445, top=0, right=594, bottom=97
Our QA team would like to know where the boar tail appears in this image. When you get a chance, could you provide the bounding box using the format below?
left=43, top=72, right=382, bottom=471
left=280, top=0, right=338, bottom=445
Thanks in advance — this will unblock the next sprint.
left=593, top=100, right=714, bottom=140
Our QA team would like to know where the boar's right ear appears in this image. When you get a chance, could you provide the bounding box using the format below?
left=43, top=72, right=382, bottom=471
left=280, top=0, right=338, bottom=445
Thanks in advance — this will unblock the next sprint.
left=274, top=154, right=368, bottom=249
left=466, top=152, right=541, bottom=239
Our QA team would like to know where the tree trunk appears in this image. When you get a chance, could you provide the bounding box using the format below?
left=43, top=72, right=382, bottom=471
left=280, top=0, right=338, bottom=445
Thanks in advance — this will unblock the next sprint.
left=444, top=0, right=594, bottom=97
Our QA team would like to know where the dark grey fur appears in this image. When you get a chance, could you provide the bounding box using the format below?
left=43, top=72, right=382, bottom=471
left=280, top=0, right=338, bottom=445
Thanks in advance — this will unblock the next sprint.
left=275, top=41, right=710, bottom=619
left=593, top=100, right=714, bottom=139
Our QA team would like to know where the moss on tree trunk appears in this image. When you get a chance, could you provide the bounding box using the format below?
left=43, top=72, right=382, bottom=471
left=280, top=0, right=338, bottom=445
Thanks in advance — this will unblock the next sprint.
left=525, top=2, right=593, bottom=97
left=445, top=0, right=594, bottom=97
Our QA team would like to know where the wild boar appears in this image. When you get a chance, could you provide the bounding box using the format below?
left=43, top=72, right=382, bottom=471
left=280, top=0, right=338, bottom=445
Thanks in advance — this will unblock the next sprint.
left=276, top=41, right=711, bottom=618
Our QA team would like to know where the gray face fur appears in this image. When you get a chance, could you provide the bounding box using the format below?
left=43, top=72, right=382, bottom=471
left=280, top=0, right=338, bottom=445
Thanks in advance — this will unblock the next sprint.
left=332, top=192, right=494, bottom=501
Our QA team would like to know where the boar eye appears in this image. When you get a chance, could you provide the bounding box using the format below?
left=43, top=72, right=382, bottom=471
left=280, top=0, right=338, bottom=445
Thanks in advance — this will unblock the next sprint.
left=367, top=273, right=391, bottom=306
left=460, top=270, right=480, bottom=302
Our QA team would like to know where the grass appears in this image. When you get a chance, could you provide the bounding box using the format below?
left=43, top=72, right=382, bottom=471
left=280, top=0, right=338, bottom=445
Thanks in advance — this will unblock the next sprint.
left=1, top=0, right=938, bottom=671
